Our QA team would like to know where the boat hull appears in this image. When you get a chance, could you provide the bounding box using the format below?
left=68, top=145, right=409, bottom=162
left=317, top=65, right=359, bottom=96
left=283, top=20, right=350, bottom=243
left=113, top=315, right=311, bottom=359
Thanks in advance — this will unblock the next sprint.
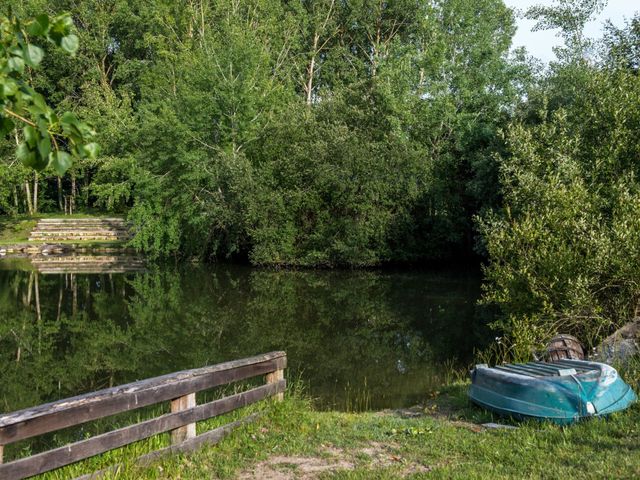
left=468, top=359, right=637, bottom=424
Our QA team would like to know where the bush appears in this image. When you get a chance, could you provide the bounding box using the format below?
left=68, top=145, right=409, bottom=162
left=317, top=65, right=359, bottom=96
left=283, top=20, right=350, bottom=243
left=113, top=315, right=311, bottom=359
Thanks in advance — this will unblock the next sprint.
left=479, top=67, right=640, bottom=352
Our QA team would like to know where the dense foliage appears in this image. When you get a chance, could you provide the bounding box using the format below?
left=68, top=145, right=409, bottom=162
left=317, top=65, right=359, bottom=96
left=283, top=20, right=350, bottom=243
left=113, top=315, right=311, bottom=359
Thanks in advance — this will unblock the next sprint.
left=0, top=0, right=523, bottom=265
left=2, top=0, right=640, bottom=350
left=480, top=3, right=640, bottom=353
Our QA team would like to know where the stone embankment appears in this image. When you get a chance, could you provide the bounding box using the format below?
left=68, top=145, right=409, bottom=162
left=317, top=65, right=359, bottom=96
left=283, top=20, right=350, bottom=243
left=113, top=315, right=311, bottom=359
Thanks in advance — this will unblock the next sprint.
left=28, top=218, right=131, bottom=242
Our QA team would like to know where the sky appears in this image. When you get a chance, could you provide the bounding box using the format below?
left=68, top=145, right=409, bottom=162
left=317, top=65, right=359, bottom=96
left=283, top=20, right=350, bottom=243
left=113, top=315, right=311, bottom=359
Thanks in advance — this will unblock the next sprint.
left=504, top=0, right=639, bottom=62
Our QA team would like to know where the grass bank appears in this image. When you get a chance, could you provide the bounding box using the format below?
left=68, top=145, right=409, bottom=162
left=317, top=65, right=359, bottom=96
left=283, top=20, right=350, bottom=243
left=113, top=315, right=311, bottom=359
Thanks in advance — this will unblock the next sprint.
left=0, top=215, right=38, bottom=244
left=35, top=364, right=640, bottom=480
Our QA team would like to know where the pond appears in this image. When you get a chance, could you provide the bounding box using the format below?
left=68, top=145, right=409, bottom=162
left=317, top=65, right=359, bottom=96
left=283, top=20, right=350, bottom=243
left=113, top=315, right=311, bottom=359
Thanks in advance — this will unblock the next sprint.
left=0, top=258, right=492, bottom=416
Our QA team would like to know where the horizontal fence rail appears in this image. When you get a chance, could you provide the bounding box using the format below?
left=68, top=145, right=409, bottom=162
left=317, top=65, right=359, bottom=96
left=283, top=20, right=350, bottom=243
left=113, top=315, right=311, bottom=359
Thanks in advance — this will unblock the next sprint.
left=0, top=351, right=286, bottom=480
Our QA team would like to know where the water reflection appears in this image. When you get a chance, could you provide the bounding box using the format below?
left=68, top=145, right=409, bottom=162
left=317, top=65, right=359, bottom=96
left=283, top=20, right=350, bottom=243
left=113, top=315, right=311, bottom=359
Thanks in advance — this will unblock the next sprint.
left=0, top=261, right=490, bottom=415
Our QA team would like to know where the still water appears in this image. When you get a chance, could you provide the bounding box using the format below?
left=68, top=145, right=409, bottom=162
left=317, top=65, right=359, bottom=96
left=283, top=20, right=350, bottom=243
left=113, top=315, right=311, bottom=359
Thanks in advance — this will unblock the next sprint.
left=0, top=258, right=491, bottom=415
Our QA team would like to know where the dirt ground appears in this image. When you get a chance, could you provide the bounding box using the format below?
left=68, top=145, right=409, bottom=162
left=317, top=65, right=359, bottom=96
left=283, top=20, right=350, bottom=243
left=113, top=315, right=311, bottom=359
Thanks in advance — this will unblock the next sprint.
left=238, top=442, right=432, bottom=479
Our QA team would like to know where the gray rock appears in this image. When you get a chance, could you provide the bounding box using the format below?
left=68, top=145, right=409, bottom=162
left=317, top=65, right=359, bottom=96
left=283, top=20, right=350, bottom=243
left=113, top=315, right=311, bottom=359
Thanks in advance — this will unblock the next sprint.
left=482, top=422, right=518, bottom=430
left=40, top=244, right=70, bottom=255
left=593, top=319, right=640, bottom=365
left=395, top=405, right=425, bottom=418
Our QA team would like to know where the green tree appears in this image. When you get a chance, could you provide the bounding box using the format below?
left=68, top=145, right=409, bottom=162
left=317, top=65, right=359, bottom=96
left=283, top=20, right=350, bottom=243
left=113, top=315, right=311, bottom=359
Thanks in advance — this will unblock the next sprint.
left=0, top=9, right=98, bottom=175
left=480, top=11, right=640, bottom=355
left=526, top=0, right=607, bottom=62
left=0, top=1, right=527, bottom=267
left=128, top=0, right=296, bottom=259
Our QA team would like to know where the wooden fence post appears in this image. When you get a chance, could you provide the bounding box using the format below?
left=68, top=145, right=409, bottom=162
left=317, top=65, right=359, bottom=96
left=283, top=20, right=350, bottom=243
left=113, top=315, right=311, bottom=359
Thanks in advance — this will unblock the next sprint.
left=170, top=393, right=196, bottom=444
left=266, top=369, right=284, bottom=402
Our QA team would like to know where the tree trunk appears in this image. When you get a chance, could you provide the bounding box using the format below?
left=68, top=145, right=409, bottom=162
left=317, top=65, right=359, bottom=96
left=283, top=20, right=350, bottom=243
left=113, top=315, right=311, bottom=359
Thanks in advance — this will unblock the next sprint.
left=57, top=176, right=63, bottom=211
left=34, top=273, right=41, bottom=324
left=57, top=281, right=63, bottom=323
left=33, top=172, right=38, bottom=214
left=199, top=0, right=206, bottom=41
left=36, top=273, right=42, bottom=355
left=84, top=169, right=90, bottom=207
left=305, top=34, right=319, bottom=105
left=71, top=174, right=76, bottom=215
left=72, top=273, right=78, bottom=317
left=26, top=271, right=34, bottom=306
left=24, top=181, right=33, bottom=215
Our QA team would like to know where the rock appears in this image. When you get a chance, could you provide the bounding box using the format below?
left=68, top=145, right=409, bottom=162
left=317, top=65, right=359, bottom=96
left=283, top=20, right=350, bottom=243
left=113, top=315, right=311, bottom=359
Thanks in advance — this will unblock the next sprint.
left=593, top=319, right=640, bottom=365
left=482, top=422, right=518, bottom=430
left=395, top=405, right=425, bottom=418
left=40, top=244, right=70, bottom=255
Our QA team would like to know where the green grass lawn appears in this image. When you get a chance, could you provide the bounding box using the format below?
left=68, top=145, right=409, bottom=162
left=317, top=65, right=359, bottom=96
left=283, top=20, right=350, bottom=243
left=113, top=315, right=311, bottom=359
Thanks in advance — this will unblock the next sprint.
left=35, top=372, right=640, bottom=480
left=0, top=216, right=38, bottom=244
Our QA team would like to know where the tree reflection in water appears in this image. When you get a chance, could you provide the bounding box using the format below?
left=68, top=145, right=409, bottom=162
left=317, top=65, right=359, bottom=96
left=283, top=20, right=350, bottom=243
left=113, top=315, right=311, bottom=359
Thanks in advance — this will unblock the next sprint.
left=0, top=262, right=491, bottom=415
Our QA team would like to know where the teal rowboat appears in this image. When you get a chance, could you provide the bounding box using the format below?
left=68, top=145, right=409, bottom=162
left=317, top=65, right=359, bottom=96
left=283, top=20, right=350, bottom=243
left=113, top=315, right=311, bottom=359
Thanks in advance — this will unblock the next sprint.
left=468, top=359, right=637, bottom=424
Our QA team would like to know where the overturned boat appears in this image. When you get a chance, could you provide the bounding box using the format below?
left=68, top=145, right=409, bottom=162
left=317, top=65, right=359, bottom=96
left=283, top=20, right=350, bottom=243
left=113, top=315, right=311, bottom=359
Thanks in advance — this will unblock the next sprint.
left=469, top=359, right=637, bottom=424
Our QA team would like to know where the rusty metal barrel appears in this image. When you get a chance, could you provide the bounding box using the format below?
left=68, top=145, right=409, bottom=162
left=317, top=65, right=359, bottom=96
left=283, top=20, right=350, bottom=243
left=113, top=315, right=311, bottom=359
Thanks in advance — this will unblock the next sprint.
left=545, top=334, right=585, bottom=361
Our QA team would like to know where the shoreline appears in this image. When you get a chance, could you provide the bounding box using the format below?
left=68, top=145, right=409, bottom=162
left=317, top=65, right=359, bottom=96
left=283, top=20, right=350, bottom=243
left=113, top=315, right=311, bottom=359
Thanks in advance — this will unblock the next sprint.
left=10, top=379, right=638, bottom=479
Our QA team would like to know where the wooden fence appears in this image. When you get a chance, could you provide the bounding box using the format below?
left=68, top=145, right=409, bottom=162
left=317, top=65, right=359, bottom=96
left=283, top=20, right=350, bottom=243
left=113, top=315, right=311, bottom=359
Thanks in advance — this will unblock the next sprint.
left=0, top=351, right=287, bottom=480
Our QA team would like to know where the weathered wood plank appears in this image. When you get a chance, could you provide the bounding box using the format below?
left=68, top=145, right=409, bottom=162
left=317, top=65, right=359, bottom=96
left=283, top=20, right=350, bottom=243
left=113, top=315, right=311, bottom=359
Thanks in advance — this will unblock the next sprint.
left=0, top=352, right=286, bottom=444
left=73, top=413, right=260, bottom=480
left=0, top=381, right=284, bottom=480
left=170, top=393, right=196, bottom=444
left=266, top=369, right=285, bottom=402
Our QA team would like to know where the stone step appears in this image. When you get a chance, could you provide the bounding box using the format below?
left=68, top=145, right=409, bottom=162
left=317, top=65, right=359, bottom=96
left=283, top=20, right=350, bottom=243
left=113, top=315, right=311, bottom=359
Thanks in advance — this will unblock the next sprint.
left=37, top=268, right=146, bottom=274
left=36, top=222, right=128, bottom=227
left=36, top=221, right=128, bottom=226
left=28, top=236, right=130, bottom=242
left=33, top=225, right=129, bottom=229
left=33, top=263, right=145, bottom=269
left=31, top=255, right=141, bottom=262
left=31, top=255, right=144, bottom=265
left=31, top=228, right=129, bottom=232
left=29, top=218, right=132, bottom=244
left=31, top=259, right=144, bottom=266
left=29, top=236, right=130, bottom=241
left=37, top=218, right=126, bottom=223
left=35, top=226, right=127, bottom=230
left=30, top=230, right=130, bottom=236
left=34, top=263, right=145, bottom=269
left=33, top=231, right=128, bottom=235
left=30, top=235, right=130, bottom=239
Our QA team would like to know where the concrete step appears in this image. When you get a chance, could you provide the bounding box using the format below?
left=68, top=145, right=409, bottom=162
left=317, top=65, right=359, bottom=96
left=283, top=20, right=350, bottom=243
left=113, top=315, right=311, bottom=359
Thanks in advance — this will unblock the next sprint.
left=31, top=255, right=142, bottom=263
left=28, top=237, right=131, bottom=242
left=31, top=255, right=145, bottom=273
left=37, top=218, right=126, bottom=223
left=32, top=262, right=145, bottom=268
left=30, top=230, right=128, bottom=233
left=36, top=267, right=146, bottom=274
left=32, top=263, right=145, bottom=269
left=36, top=222, right=128, bottom=227
left=30, top=230, right=130, bottom=236
left=29, top=235, right=130, bottom=240
left=36, top=220, right=128, bottom=226
left=32, top=226, right=129, bottom=230
left=29, top=218, right=132, bottom=244
left=33, top=225, right=129, bottom=230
